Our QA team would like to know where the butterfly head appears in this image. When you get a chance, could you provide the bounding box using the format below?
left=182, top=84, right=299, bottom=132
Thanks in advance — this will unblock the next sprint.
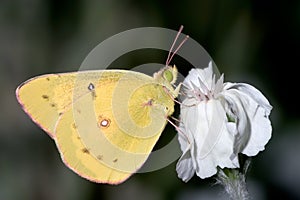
left=153, top=65, right=178, bottom=98
left=154, top=65, right=177, bottom=83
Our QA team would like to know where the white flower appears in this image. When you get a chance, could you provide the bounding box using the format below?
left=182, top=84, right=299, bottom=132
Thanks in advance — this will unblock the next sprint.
left=176, top=62, right=272, bottom=182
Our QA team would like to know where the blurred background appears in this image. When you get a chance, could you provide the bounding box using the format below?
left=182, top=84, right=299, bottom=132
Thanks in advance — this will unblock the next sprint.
left=1, top=0, right=300, bottom=199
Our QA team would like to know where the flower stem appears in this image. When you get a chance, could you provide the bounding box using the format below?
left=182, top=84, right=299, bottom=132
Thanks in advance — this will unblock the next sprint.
left=215, top=158, right=251, bottom=200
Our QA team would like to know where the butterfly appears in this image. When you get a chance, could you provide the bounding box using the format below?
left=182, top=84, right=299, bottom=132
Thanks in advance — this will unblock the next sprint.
left=16, top=26, right=187, bottom=184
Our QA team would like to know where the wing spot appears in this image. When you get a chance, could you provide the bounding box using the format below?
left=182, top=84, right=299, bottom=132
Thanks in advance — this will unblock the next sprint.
left=88, top=83, right=95, bottom=91
left=82, top=148, right=90, bottom=154
left=97, top=155, right=103, bottom=160
left=143, top=99, right=154, bottom=107
left=50, top=103, right=56, bottom=107
left=99, top=119, right=110, bottom=128
left=72, top=123, right=77, bottom=129
left=88, top=83, right=97, bottom=98
left=113, top=158, right=118, bottom=163
left=42, top=95, right=49, bottom=100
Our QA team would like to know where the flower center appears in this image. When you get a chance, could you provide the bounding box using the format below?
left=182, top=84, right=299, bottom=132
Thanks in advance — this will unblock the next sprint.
left=193, top=89, right=213, bottom=102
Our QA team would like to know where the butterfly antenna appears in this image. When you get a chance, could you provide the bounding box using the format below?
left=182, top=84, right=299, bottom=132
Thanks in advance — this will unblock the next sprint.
left=166, top=26, right=183, bottom=65
left=166, top=25, right=189, bottom=67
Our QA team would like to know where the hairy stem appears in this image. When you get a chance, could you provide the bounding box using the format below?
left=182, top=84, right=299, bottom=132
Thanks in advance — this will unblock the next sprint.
left=215, top=159, right=251, bottom=200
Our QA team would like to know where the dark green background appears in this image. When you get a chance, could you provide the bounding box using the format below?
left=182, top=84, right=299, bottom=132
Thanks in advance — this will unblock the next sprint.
left=1, top=0, right=299, bottom=199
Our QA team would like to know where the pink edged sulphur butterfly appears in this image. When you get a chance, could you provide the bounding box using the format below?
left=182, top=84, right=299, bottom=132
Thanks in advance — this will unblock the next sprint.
left=16, top=66, right=180, bottom=184
left=16, top=26, right=188, bottom=184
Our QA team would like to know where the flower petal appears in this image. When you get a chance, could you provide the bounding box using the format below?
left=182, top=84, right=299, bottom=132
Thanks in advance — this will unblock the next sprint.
left=242, top=100, right=272, bottom=156
left=176, top=145, right=196, bottom=182
left=180, top=99, right=239, bottom=179
left=176, top=123, right=197, bottom=182
left=222, top=83, right=272, bottom=156
left=222, top=91, right=252, bottom=158
left=183, top=62, right=214, bottom=94
left=214, top=74, right=224, bottom=95
left=223, top=82, right=272, bottom=115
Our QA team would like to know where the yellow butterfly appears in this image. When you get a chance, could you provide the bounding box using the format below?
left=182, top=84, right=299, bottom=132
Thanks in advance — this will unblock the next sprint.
left=16, top=66, right=180, bottom=184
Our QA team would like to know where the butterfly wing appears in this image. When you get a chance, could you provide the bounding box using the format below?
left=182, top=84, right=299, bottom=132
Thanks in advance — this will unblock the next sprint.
left=16, top=70, right=175, bottom=184
left=16, top=73, right=85, bottom=139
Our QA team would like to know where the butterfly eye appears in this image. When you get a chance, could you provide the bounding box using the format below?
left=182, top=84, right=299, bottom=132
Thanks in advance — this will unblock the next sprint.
left=163, top=69, right=174, bottom=83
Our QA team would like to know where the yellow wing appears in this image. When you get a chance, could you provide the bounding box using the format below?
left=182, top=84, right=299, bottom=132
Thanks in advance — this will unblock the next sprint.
left=16, top=73, right=81, bottom=139
left=16, top=69, right=176, bottom=184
